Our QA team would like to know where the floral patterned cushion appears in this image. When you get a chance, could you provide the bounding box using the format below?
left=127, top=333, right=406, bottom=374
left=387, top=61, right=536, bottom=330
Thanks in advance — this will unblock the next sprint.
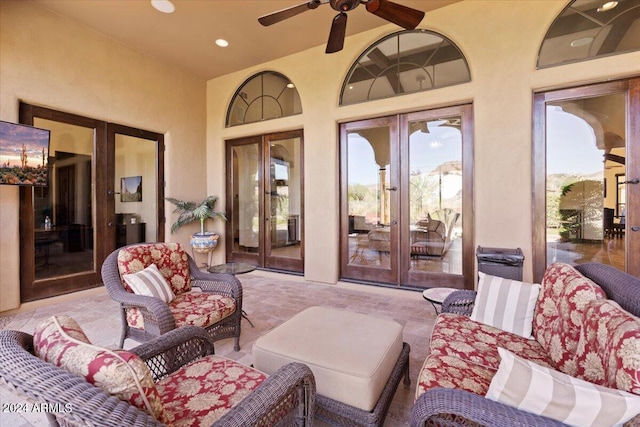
left=575, top=299, right=640, bottom=394
left=118, top=242, right=192, bottom=295
left=430, top=313, right=554, bottom=370
left=415, top=354, right=496, bottom=400
left=156, top=355, right=267, bottom=426
left=125, top=290, right=237, bottom=330
left=532, top=262, right=606, bottom=374
left=33, top=315, right=165, bottom=420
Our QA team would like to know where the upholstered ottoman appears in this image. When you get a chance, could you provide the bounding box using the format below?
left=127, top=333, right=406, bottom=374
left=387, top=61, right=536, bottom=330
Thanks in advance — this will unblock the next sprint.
left=253, top=306, right=410, bottom=427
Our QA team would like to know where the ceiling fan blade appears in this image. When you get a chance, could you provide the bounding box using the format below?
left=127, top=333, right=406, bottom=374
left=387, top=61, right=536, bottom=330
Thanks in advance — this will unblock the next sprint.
left=326, top=12, right=347, bottom=53
left=365, top=0, right=425, bottom=29
left=258, top=0, right=322, bottom=26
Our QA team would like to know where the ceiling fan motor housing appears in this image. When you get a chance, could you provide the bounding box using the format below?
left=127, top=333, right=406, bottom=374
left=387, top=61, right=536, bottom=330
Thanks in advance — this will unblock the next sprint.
left=330, top=0, right=361, bottom=12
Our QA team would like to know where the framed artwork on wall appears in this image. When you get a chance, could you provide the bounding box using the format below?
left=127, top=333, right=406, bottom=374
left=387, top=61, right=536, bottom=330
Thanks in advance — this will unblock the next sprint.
left=121, top=176, right=142, bottom=202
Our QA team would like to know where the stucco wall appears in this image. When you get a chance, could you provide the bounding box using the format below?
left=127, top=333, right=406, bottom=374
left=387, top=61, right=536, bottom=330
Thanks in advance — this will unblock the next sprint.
left=206, top=0, right=640, bottom=285
left=0, top=0, right=207, bottom=312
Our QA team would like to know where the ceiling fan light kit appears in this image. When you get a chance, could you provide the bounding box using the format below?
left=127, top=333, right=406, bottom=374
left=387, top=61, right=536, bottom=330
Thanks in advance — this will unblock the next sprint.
left=258, top=0, right=425, bottom=53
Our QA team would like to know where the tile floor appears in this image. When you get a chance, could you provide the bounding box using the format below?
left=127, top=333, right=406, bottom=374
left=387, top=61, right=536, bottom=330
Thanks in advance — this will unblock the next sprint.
left=0, top=270, right=437, bottom=426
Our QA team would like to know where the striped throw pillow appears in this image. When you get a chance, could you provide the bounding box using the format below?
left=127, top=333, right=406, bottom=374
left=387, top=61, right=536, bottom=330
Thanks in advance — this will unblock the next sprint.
left=470, top=272, right=540, bottom=339
left=487, top=348, right=640, bottom=427
left=122, top=263, right=175, bottom=303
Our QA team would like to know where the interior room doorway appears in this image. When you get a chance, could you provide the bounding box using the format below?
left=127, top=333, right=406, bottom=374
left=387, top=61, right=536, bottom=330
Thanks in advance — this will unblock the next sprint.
left=225, top=130, right=304, bottom=273
left=533, top=78, right=640, bottom=281
left=340, top=105, right=474, bottom=290
left=19, top=103, right=164, bottom=302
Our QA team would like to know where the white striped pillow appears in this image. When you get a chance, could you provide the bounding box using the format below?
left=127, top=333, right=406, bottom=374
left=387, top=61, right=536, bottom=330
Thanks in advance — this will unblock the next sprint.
left=487, top=348, right=640, bottom=427
left=122, top=263, right=175, bottom=303
left=470, top=272, right=540, bottom=339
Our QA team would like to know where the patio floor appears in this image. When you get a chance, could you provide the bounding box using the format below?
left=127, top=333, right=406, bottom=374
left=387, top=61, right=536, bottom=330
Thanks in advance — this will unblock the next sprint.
left=0, top=270, right=436, bottom=426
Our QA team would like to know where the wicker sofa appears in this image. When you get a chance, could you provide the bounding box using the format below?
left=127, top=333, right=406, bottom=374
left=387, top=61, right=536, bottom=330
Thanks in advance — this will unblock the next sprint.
left=0, top=321, right=316, bottom=426
left=411, top=262, right=640, bottom=426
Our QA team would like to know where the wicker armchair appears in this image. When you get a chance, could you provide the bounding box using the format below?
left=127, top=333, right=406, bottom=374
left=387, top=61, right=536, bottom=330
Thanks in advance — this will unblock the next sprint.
left=101, top=243, right=243, bottom=350
left=0, top=326, right=316, bottom=427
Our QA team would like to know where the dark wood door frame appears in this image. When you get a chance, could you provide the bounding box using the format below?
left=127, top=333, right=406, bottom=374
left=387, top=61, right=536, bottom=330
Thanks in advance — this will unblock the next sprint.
left=532, top=78, right=640, bottom=281
left=225, top=131, right=305, bottom=273
left=18, top=103, right=165, bottom=302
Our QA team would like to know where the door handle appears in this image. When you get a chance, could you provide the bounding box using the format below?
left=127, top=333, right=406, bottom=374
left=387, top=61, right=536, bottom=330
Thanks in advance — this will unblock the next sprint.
left=632, top=226, right=639, bottom=232
left=107, top=222, right=115, bottom=227
left=385, top=186, right=398, bottom=191
left=624, top=178, right=639, bottom=184
left=107, top=190, right=121, bottom=196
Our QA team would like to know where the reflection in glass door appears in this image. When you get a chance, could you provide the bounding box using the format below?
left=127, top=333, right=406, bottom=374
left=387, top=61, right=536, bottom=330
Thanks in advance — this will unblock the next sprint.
left=534, top=78, right=640, bottom=280
left=546, top=94, right=626, bottom=270
left=341, top=117, right=397, bottom=284
left=33, top=118, right=94, bottom=281
left=226, top=131, right=304, bottom=273
left=265, top=133, right=303, bottom=271
left=406, top=117, right=462, bottom=276
left=340, top=106, right=473, bottom=289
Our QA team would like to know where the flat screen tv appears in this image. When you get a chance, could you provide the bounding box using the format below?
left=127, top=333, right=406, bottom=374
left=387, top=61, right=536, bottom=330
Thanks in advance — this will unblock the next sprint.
left=0, top=120, right=50, bottom=186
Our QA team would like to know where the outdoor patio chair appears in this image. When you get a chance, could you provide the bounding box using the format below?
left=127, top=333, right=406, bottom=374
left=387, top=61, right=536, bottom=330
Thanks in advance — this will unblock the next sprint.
left=0, top=318, right=316, bottom=426
left=101, top=242, right=243, bottom=350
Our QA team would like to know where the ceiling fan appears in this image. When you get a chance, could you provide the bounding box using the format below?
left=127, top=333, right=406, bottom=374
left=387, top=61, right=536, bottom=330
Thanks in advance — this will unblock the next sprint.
left=258, top=0, right=425, bottom=54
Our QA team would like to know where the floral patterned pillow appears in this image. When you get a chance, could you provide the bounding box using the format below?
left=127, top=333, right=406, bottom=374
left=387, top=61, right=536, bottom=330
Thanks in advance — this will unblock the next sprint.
left=33, top=315, right=165, bottom=421
left=117, top=242, right=192, bottom=295
left=575, top=299, right=640, bottom=394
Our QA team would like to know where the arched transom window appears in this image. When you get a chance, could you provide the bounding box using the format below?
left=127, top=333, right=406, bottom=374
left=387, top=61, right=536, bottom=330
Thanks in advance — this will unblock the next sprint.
left=340, top=30, right=470, bottom=106
left=538, top=0, right=640, bottom=68
left=226, top=71, right=302, bottom=127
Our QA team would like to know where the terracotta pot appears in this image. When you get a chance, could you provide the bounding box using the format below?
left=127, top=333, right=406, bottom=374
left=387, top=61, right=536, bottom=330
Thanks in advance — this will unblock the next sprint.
left=190, top=232, right=219, bottom=253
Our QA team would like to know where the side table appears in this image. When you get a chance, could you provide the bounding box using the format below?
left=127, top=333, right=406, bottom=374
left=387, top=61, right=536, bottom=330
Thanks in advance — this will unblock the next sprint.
left=208, top=262, right=257, bottom=327
left=422, top=287, right=457, bottom=315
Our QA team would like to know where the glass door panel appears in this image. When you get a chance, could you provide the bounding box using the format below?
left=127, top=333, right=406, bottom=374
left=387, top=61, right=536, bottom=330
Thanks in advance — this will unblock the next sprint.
left=545, top=94, right=626, bottom=270
left=230, top=141, right=261, bottom=261
left=341, top=117, right=397, bottom=284
left=265, top=133, right=303, bottom=271
left=407, top=117, right=463, bottom=277
left=33, top=118, right=94, bottom=281
left=114, top=134, right=157, bottom=248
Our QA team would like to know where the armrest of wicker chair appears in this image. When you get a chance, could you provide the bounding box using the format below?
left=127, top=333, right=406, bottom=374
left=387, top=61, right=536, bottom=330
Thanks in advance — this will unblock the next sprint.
left=410, top=388, right=569, bottom=427
left=188, top=256, right=243, bottom=299
left=131, top=326, right=214, bottom=381
left=441, top=290, right=477, bottom=316
left=215, top=361, right=316, bottom=427
left=0, top=330, right=164, bottom=427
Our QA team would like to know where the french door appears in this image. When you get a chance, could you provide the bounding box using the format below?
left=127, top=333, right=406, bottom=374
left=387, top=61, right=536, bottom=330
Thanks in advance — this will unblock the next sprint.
left=533, top=78, right=640, bottom=281
left=225, top=130, right=304, bottom=273
left=19, top=103, right=164, bottom=302
left=340, top=105, right=474, bottom=290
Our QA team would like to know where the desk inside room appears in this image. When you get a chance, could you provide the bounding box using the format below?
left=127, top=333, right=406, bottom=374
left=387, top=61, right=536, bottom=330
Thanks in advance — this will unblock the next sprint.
left=116, top=223, right=146, bottom=248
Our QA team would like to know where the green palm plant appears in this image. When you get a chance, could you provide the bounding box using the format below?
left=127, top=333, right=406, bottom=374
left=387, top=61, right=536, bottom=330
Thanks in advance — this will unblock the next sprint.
left=166, top=195, right=226, bottom=235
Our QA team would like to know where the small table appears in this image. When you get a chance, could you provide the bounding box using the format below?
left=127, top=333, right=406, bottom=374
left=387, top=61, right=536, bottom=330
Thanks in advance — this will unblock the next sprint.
left=422, top=287, right=457, bottom=315
left=208, top=262, right=257, bottom=275
left=208, top=262, right=257, bottom=327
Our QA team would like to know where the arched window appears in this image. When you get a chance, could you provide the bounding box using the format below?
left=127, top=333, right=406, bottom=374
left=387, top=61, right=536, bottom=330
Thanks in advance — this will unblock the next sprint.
left=340, top=30, right=470, bottom=106
left=538, top=0, right=640, bottom=68
left=226, top=71, right=302, bottom=127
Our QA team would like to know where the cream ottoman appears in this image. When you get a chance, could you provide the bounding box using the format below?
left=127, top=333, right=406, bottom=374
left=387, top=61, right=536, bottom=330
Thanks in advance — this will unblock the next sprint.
left=253, top=306, right=410, bottom=427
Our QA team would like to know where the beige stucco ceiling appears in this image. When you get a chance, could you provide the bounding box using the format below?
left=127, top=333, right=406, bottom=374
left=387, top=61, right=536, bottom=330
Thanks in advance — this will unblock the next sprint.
left=32, top=0, right=460, bottom=80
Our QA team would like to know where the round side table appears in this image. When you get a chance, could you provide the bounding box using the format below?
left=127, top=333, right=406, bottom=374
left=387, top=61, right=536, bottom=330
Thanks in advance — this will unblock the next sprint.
left=422, top=287, right=457, bottom=315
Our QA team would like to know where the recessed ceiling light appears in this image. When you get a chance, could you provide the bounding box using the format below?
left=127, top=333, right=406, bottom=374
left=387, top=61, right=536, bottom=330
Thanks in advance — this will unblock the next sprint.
left=597, top=1, right=618, bottom=12
left=151, top=0, right=175, bottom=14
left=286, top=83, right=295, bottom=89
left=570, top=36, right=594, bottom=47
left=348, top=85, right=354, bottom=90
left=215, top=39, right=229, bottom=47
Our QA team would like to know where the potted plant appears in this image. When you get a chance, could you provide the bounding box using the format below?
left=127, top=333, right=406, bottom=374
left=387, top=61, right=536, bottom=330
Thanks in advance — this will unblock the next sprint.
left=166, top=195, right=226, bottom=253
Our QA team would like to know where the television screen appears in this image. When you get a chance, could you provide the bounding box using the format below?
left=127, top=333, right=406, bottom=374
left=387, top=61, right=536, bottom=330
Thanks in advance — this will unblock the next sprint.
left=0, top=120, right=50, bottom=186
